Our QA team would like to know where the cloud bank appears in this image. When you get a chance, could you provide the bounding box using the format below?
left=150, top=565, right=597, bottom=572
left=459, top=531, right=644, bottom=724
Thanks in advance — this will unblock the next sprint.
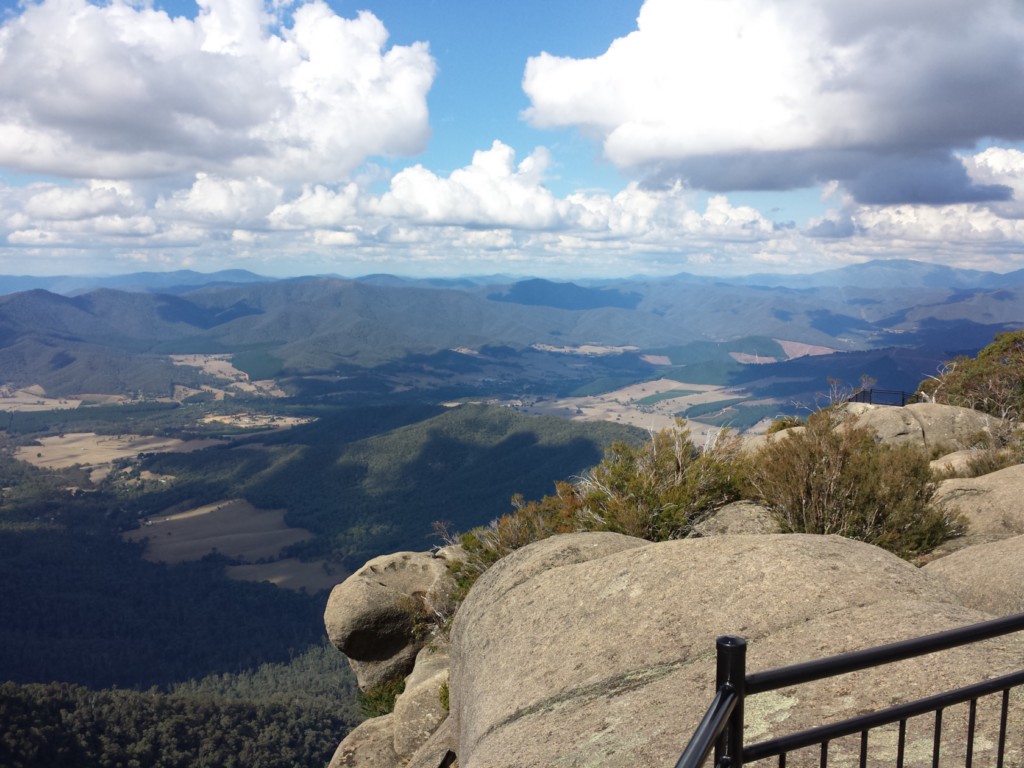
left=523, top=0, right=1024, bottom=204
left=0, top=0, right=1022, bottom=277
left=0, top=0, right=435, bottom=183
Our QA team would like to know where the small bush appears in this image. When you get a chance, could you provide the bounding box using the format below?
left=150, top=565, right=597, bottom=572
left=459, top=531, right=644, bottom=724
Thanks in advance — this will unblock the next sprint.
left=766, top=415, right=803, bottom=434
left=918, top=330, right=1024, bottom=422
left=747, top=410, right=963, bottom=558
left=963, top=448, right=1017, bottom=477
left=357, top=676, right=406, bottom=719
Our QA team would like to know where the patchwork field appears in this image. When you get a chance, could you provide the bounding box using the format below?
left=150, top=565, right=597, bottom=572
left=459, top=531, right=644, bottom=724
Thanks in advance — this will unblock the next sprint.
left=169, top=354, right=249, bottom=381
left=0, top=385, right=81, bottom=412
left=169, top=354, right=287, bottom=398
left=506, top=378, right=747, bottom=437
left=124, top=499, right=339, bottom=593
left=200, top=413, right=314, bottom=431
left=16, top=432, right=226, bottom=477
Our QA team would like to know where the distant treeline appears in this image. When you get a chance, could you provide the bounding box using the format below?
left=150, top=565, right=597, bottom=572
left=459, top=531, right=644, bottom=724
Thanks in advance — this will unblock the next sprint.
left=0, top=679, right=349, bottom=768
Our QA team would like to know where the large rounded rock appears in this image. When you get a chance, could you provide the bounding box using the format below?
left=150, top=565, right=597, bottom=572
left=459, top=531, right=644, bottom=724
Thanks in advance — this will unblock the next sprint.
left=924, top=534, right=1024, bottom=616
left=449, top=533, right=1023, bottom=768
left=691, top=500, right=780, bottom=536
left=850, top=402, right=999, bottom=452
left=325, top=551, right=452, bottom=689
left=458, top=531, right=649, bottom=618
left=929, top=448, right=981, bottom=476
left=328, top=714, right=399, bottom=768
left=930, top=463, right=1024, bottom=555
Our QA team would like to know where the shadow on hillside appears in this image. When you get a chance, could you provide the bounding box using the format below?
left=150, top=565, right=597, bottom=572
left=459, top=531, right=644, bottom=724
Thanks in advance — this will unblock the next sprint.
left=237, top=409, right=614, bottom=569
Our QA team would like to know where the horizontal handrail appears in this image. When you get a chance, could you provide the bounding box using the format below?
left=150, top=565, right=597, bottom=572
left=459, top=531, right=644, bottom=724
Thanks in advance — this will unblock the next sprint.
left=845, top=388, right=915, bottom=406
left=744, top=668, right=1024, bottom=762
left=676, top=611, right=1024, bottom=768
left=746, top=611, right=1024, bottom=695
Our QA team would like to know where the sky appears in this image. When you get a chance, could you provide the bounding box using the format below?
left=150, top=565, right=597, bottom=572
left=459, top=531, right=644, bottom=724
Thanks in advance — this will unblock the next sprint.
left=1, top=0, right=1024, bottom=278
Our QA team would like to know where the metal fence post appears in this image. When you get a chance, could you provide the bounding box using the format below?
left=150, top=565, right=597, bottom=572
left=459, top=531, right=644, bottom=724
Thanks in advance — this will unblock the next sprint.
left=714, top=636, right=747, bottom=768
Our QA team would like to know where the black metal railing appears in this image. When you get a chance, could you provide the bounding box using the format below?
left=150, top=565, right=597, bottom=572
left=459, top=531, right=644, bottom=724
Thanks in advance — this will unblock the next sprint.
left=845, top=388, right=916, bottom=406
left=675, top=611, right=1024, bottom=768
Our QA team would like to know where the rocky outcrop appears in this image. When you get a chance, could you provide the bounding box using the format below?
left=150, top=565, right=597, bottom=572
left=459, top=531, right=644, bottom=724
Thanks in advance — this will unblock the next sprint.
left=392, top=644, right=450, bottom=760
left=449, top=532, right=1023, bottom=768
left=929, top=463, right=1024, bottom=554
left=325, top=549, right=460, bottom=767
left=324, top=551, right=453, bottom=689
left=746, top=402, right=1002, bottom=454
left=924, top=534, right=1024, bottom=616
left=327, top=714, right=399, bottom=768
left=933, top=463, right=1024, bottom=536
left=847, top=402, right=999, bottom=451
left=323, top=402, right=1024, bottom=767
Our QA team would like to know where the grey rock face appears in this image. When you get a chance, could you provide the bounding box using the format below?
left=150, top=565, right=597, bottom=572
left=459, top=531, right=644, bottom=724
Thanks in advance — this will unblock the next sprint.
left=931, top=463, right=1024, bottom=555
left=449, top=532, right=1023, bottom=768
left=325, top=551, right=452, bottom=689
left=850, top=402, right=999, bottom=451
left=459, top=531, right=649, bottom=619
left=691, top=499, right=780, bottom=536
left=404, top=717, right=456, bottom=768
left=924, top=534, right=1024, bottom=616
left=328, top=714, right=399, bottom=768
left=393, top=644, right=451, bottom=759
left=746, top=402, right=1002, bottom=456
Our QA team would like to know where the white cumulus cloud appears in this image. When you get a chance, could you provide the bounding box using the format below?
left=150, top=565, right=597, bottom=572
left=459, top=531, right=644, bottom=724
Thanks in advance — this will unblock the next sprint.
left=375, top=141, right=561, bottom=229
left=0, top=0, right=435, bottom=183
left=523, top=0, right=1024, bottom=204
left=156, top=173, right=282, bottom=226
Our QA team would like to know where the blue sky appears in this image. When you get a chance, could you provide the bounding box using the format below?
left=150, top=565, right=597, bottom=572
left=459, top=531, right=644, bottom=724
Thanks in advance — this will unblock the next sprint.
left=0, top=0, right=1023, bottom=278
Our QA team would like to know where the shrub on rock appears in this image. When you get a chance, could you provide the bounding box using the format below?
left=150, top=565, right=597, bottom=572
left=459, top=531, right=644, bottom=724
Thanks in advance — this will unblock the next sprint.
left=746, top=409, right=962, bottom=558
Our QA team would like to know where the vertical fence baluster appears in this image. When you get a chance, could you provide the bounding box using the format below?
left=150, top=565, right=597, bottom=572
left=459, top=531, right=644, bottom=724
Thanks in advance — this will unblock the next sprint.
left=932, top=708, right=943, bottom=768
left=966, top=698, right=977, bottom=768
left=859, top=730, right=868, bottom=768
left=778, top=753, right=786, bottom=768
left=819, top=740, right=829, bottom=768
left=713, top=636, right=746, bottom=768
left=996, top=688, right=1010, bottom=768
left=896, top=719, right=906, bottom=768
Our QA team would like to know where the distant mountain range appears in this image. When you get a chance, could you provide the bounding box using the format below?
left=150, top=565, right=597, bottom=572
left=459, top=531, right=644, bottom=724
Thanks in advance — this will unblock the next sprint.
left=0, top=269, right=272, bottom=296
left=0, top=259, right=1021, bottom=399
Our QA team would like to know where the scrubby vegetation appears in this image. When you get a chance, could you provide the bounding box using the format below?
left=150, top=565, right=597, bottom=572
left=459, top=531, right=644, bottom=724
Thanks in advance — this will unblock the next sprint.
left=447, top=423, right=743, bottom=601
left=357, top=676, right=407, bottom=719
left=746, top=409, right=961, bottom=557
left=447, top=406, right=968, bottom=604
left=918, top=330, right=1024, bottom=423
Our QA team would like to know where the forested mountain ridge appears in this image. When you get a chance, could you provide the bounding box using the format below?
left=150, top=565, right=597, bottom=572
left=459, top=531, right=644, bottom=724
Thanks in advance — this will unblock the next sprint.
left=2, top=260, right=1022, bottom=399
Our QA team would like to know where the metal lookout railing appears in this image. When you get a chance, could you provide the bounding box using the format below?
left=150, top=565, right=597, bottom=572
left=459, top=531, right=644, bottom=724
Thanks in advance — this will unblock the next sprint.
left=845, top=388, right=916, bottom=406
left=675, top=611, right=1024, bottom=768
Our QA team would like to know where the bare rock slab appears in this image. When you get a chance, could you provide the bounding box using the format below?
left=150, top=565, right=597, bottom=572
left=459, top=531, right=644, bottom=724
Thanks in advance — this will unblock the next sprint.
left=393, top=644, right=451, bottom=759
left=924, top=533, right=1024, bottom=616
left=449, top=532, right=1024, bottom=768
left=850, top=402, right=999, bottom=452
left=328, top=714, right=400, bottom=768
left=691, top=500, right=780, bottom=536
left=931, top=463, right=1024, bottom=554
